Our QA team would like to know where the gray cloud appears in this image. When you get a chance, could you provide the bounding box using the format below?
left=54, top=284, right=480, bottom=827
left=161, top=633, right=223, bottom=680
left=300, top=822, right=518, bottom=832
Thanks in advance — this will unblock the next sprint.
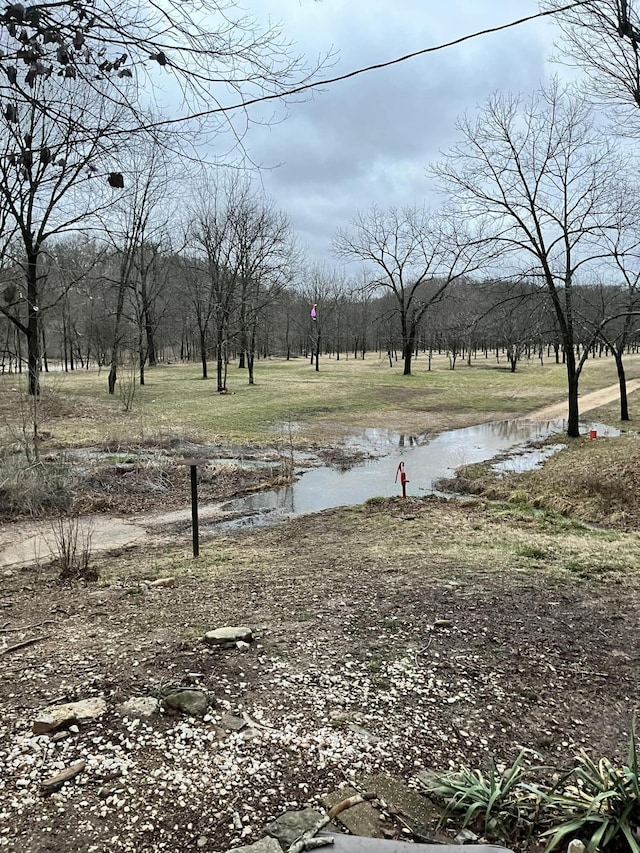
left=238, top=1, right=559, bottom=262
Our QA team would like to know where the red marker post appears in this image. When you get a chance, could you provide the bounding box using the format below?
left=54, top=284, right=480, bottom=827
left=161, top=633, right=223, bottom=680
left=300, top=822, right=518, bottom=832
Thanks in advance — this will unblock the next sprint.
left=395, top=461, right=409, bottom=499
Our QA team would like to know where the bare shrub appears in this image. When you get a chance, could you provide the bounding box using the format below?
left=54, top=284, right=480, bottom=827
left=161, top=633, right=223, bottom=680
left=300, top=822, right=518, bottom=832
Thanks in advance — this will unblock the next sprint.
left=49, top=512, right=97, bottom=582
left=118, top=360, right=137, bottom=412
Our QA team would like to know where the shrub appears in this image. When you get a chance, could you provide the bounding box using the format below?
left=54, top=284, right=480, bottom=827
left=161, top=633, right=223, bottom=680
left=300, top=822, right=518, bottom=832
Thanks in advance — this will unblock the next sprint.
left=0, top=453, right=75, bottom=517
left=419, top=731, right=640, bottom=853
left=49, top=512, right=97, bottom=582
left=422, top=749, right=545, bottom=846
left=542, top=731, right=640, bottom=853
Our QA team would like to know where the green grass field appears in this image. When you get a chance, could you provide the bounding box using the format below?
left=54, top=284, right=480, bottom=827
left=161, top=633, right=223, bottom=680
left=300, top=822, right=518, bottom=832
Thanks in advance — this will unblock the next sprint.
left=1, top=351, right=638, bottom=449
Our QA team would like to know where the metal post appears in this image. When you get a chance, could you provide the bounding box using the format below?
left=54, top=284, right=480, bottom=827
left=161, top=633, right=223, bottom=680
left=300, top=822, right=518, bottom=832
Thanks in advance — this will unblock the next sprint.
left=190, top=463, right=199, bottom=557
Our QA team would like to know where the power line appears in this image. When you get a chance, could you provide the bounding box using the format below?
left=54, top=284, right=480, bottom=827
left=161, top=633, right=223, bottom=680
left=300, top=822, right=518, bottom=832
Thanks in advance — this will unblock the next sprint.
left=139, top=1, right=587, bottom=131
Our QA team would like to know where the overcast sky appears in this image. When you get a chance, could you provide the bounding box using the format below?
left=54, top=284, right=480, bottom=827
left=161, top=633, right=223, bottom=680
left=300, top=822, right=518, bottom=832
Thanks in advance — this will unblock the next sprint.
left=234, top=1, right=563, bottom=264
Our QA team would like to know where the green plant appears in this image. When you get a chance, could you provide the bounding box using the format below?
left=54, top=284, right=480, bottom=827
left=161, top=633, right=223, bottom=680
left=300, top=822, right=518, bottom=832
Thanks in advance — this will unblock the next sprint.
left=542, top=731, right=640, bottom=853
left=423, top=750, right=545, bottom=845
left=516, top=544, right=549, bottom=560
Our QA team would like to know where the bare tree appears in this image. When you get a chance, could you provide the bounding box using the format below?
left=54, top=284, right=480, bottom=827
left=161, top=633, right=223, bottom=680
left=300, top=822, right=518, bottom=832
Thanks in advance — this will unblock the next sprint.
left=187, top=173, right=294, bottom=389
left=99, top=144, right=176, bottom=392
left=0, top=75, right=125, bottom=395
left=545, top=0, right=640, bottom=123
left=233, top=194, right=295, bottom=385
left=0, top=0, right=327, bottom=147
left=333, top=205, right=486, bottom=375
left=581, top=196, right=640, bottom=420
left=432, top=84, right=628, bottom=437
left=0, top=0, right=327, bottom=396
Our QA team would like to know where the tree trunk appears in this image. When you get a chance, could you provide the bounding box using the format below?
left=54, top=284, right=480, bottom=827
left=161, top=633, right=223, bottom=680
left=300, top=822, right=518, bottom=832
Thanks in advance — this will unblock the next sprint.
left=26, top=251, right=40, bottom=396
left=402, top=342, right=413, bottom=376
left=216, top=332, right=225, bottom=391
left=614, top=349, right=629, bottom=421
left=565, top=348, right=580, bottom=438
left=108, top=278, right=127, bottom=395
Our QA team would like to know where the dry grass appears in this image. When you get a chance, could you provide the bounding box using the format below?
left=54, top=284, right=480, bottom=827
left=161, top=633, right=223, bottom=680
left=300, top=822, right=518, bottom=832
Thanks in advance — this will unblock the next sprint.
left=1, top=353, right=638, bottom=450
left=445, top=432, right=640, bottom=532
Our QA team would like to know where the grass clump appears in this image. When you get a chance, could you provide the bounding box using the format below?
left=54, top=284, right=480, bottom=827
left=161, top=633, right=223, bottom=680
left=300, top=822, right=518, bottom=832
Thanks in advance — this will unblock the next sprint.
left=0, top=453, right=75, bottom=517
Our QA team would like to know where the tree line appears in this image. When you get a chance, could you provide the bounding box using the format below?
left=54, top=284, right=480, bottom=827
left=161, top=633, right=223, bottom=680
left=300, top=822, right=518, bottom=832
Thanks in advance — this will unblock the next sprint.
left=2, top=1, right=640, bottom=437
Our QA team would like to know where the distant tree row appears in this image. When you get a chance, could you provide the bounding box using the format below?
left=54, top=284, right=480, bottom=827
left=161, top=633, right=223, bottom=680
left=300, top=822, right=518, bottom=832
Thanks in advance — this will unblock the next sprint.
left=3, top=1, right=640, bottom=437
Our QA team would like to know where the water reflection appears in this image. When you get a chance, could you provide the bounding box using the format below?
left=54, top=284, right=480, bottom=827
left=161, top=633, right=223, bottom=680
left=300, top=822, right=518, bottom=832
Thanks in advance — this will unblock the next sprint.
left=211, top=416, right=596, bottom=533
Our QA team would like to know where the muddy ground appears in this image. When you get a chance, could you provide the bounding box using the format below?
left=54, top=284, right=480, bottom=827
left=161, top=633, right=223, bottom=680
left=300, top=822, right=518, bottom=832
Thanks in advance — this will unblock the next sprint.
left=1, top=494, right=639, bottom=853
left=0, top=383, right=639, bottom=853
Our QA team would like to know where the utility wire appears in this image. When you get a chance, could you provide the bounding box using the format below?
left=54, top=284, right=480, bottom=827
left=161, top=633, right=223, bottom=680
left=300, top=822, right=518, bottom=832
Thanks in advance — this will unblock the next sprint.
left=140, top=0, right=588, bottom=131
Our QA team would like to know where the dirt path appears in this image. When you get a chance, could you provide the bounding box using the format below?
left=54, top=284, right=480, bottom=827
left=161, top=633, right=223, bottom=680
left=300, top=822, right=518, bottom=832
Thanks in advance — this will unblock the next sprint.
left=531, top=377, right=640, bottom=420
left=1, top=379, right=636, bottom=570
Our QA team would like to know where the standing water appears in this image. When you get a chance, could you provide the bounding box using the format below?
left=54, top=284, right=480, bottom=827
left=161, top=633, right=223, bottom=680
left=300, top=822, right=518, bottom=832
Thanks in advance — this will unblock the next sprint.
left=214, top=416, right=613, bottom=531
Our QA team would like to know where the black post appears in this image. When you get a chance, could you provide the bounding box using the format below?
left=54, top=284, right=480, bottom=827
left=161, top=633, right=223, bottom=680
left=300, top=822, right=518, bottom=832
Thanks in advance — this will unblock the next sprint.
left=190, top=463, right=199, bottom=557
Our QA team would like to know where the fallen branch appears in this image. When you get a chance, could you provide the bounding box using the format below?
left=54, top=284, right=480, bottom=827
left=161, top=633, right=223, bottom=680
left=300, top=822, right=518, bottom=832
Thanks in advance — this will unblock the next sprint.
left=328, top=791, right=376, bottom=820
left=1, top=635, right=49, bottom=656
left=41, top=760, right=86, bottom=795
left=287, top=793, right=377, bottom=853
left=0, top=620, right=55, bottom=633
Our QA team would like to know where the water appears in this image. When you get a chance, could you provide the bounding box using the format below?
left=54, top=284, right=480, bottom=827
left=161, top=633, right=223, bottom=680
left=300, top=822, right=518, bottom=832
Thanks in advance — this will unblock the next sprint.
left=212, top=416, right=585, bottom=532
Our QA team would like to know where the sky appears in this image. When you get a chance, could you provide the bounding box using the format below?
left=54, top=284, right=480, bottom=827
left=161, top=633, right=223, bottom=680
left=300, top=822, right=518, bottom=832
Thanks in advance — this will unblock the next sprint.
left=233, top=1, right=563, bottom=264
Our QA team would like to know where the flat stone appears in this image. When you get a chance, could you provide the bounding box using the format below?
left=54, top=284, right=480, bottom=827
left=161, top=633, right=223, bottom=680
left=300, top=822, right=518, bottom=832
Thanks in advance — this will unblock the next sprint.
left=33, top=697, right=107, bottom=734
left=264, top=807, right=325, bottom=850
left=161, top=687, right=209, bottom=718
left=362, top=773, right=441, bottom=828
left=204, top=626, right=253, bottom=645
left=347, top=722, right=381, bottom=744
left=119, top=697, right=160, bottom=718
left=229, top=839, right=282, bottom=853
left=220, top=713, right=246, bottom=732
left=322, top=789, right=385, bottom=838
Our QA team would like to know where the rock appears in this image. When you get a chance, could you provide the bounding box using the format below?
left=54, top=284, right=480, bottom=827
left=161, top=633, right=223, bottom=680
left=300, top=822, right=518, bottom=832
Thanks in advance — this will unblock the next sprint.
left=568, top=842, right=586, bottom=853
left=347, top=722, right=380, bottom=744
left=41, top=759, right=86, bottom=795
left=322, top=789, right=384, bottom=839
left=454, top=828, right=479, bottom=844
left=33, top=697, right=107, bottom=734
left=265, top=808, right=325, bottom=850
left=119, top=696, right=160, bottom=718
left=203, top=626, right=253, bottom=645
left=364, top=773, right=441, bottom=829
left=160, top=687, right=209, bottom=717
left=51, top=730, right=71, bottom=743
left=220, top=712, right=246, bottom=732
left=229, top=839, right=281, bottom=853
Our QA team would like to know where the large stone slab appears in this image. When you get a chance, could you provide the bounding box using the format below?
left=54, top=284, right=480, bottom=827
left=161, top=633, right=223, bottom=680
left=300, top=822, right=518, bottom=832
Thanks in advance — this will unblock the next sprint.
left=362, top=773, right=441, bottom=828
left=33, top=697, right=107, bottom=734
left=322, top=788, right=385, bottom=838
left=204, top=626, right=253, bottom=645
left=264, top=808, right=325, bottom=850
left=228, top=839, right=282, bottom=853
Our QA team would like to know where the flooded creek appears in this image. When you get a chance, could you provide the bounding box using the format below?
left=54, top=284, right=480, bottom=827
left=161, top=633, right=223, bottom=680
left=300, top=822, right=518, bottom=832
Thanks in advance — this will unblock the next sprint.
left=212, top=416, right=617, bottom=532
left=0, top=415, right=620, bottom=568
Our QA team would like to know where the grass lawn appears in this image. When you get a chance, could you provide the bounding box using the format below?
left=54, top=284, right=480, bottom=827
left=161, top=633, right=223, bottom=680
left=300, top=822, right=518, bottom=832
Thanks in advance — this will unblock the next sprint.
left=1, top=351, right=638, bottom=449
